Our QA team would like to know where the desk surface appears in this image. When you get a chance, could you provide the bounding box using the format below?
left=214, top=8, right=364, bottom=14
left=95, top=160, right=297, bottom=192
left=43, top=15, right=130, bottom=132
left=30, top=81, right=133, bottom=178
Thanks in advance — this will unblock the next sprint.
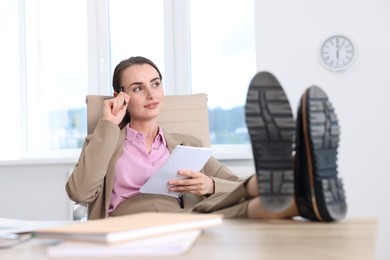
left=0, top=218, right=378, bottom=260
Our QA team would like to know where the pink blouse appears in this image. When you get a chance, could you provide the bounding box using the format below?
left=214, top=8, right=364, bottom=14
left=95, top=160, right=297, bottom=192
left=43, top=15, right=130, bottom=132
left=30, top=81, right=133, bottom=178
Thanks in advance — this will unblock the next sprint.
left=108, top=124, right=170, bottom=213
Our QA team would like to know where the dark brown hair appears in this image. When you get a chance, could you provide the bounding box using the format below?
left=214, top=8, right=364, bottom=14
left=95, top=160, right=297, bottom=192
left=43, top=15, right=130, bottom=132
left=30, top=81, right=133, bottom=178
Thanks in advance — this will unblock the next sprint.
left=112, top=56, right=162, bottom=128
left=112, top=56, right=162, bottom=93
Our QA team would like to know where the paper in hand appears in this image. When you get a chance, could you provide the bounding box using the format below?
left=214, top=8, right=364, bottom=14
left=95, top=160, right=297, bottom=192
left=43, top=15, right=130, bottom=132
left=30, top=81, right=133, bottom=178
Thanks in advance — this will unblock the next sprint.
left=140, top=145, right=213, bottom=197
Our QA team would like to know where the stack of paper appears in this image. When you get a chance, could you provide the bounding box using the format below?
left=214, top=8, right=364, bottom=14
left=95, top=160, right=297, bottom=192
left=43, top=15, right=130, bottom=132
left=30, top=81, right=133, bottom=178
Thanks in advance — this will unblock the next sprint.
left=0, top=218, right=71, bottom=235
left=34, top=212, right=222, bottom=243
left=47, top=229, right=202, bottom=257
left=0, top=218, right=71, bottom=249
left=34, top=212, right=223, bottom=256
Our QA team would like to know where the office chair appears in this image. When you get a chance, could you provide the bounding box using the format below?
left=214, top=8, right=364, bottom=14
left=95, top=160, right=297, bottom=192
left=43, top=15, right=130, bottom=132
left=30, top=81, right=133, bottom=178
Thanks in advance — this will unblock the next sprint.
left=73, top=93, right=210, bottom=221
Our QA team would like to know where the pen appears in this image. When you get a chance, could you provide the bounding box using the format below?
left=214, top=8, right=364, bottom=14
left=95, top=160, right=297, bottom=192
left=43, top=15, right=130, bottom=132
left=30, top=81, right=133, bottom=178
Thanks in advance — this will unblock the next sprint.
left=120, top=86, right=127, bottom=105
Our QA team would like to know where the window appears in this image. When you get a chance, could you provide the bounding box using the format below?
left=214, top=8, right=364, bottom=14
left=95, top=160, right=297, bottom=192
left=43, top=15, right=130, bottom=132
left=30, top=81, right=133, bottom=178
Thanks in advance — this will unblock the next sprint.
left=0, top=0, right=21, bottom=160
left=0, top=0, right=255, bottom=161
left=24, top=0, right=88, bottom=157
left=189, top=0, right=255, bottom=145
left=108, top=0, right=165, bottom=84
left=0, top=0, right=92, bottom=161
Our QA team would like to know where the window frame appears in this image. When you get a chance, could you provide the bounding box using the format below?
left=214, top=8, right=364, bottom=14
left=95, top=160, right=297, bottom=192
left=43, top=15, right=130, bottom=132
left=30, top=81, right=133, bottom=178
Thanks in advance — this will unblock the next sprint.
left=164, top=0, right=253, bottom=160
left=7, top=0, right=253, bottom=162
left=19, top=0, right=90, bottom=160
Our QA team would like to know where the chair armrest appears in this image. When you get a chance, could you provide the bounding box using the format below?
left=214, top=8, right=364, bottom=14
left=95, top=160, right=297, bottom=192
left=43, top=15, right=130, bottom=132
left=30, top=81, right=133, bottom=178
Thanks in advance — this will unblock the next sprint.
left=73, top=202, right=89, bottom=222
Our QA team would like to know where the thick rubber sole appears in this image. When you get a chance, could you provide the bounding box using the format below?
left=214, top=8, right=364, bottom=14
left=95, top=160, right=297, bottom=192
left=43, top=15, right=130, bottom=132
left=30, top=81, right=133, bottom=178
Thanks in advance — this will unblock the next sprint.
left=299, top=86, right=347, bottom=221
left=245, top=72, right=295, bottom=212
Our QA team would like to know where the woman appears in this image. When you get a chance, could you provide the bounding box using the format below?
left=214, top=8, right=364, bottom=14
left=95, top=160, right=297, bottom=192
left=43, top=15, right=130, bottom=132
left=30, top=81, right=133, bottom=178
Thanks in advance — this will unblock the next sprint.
left=66, top=56, right=252, bottom=219
left=66, top=56, right=346, bottom=222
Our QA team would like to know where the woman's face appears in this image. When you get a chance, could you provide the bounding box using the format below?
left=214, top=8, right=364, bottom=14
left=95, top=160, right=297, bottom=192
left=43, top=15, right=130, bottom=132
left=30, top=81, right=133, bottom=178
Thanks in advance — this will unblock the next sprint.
left=120, top=64, right=164, bottom=122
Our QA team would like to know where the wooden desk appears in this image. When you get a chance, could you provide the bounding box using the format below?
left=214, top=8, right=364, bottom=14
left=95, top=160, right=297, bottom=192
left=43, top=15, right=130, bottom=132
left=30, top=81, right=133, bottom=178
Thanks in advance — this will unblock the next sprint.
left=0, top=218, right=377, bottom=260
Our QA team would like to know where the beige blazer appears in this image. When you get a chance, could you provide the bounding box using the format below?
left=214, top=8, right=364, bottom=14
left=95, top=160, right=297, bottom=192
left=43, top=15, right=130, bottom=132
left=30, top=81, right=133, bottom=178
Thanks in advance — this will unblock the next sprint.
left=66, top=120, right=242, bottom=220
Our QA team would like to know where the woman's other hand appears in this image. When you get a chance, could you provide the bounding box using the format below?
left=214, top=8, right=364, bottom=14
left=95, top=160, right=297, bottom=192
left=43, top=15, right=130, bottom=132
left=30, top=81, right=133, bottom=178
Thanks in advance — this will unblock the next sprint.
left=168, top=170, right=215, bottom=196
left=102, top=92, right=130, bottom=125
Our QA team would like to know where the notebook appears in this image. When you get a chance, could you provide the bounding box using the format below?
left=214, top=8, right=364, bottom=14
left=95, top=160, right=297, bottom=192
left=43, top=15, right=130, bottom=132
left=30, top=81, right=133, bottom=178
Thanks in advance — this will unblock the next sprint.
left=34, top=212, right=222, bottom=244
left=47, top=229, right=202, bottom=257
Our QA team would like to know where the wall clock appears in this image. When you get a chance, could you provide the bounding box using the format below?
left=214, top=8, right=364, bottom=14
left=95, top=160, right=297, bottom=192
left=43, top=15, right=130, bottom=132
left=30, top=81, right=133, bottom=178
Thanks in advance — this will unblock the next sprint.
left=319, top=35, right=356, bottom=71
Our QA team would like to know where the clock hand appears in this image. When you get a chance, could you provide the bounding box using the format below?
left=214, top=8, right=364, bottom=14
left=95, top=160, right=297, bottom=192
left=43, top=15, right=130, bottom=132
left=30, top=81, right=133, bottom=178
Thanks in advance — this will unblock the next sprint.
left=336, top=42, right=345, bottom=60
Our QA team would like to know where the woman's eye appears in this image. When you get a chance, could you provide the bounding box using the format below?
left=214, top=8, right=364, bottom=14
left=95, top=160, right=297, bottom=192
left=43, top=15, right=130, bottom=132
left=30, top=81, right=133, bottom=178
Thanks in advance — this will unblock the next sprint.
left=152, top=82, right=160, bottom=88
left=133, top=86, right=142, bottom=92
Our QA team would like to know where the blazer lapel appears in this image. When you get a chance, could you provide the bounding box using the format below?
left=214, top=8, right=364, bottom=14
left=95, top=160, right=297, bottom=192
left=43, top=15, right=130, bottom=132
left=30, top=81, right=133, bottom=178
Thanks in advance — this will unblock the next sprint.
left=162, top=128, right=184, bottom=152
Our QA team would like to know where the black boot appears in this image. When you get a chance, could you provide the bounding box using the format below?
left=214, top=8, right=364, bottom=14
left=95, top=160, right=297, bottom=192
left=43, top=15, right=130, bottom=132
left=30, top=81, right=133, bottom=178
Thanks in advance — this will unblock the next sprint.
left=245, top=72, right=295, bottom=212
left=294, top=86, right=347, bottom=222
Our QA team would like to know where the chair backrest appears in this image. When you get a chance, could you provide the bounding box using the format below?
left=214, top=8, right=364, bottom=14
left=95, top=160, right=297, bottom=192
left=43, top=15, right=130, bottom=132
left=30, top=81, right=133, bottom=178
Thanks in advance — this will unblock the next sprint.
left=86, top=93, right=210, bottom=147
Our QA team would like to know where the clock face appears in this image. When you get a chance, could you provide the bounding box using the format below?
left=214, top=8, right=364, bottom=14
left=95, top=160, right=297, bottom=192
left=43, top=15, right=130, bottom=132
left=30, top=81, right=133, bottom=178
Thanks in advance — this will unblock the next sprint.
left=319, top=35, right=355, bottom=71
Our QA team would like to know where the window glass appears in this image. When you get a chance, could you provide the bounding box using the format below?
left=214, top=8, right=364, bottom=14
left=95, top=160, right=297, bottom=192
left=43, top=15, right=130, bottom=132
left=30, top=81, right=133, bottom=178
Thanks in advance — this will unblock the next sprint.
left=109, top=0, right=165, bottom=85
left=24, top=0, right=88, bottom=155
left=0, top=0, right=21, bottom=160
left=189, top=0, right=255, bottom=144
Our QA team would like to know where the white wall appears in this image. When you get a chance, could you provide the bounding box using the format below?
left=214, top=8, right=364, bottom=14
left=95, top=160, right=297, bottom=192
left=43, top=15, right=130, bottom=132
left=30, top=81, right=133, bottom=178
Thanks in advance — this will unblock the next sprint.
left=255, top=0, right=390, bottom=259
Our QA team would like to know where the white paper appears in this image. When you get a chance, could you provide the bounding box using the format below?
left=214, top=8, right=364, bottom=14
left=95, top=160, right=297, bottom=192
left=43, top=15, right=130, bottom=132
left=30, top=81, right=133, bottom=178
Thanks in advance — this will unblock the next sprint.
left=47, top=229, right=202, bottom=257
left=0, top=218, right=71, bottom=248
left=140, top=145, right=213, bottom=197
left=0, top=218, right=71, bottom=235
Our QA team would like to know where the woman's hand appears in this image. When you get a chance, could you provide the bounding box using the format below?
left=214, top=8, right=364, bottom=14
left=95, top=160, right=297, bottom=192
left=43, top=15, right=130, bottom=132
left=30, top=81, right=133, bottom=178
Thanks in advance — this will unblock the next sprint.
left=102, top=92, right=130, bottom=125
left=168, top=170, right=215, bottom=196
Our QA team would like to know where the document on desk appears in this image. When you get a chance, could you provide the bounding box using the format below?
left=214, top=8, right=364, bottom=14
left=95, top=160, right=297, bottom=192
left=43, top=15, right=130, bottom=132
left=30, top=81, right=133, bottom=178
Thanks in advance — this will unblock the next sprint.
left=47, top=229, right=202, bottom=257
left=0, top=218, right=71, bottom=248
left=140, top=145, right=213, bottom=197
left=34, top=212, right=222, bottom=244
left=0, top=218, right=71, bottom=235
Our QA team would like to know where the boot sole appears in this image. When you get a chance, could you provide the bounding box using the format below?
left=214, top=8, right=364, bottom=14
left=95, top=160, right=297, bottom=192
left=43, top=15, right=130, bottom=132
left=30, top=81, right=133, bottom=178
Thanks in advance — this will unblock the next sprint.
left=245, top=72, right=295, bottom=212
left=301, top=86, right=347, bottom=221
